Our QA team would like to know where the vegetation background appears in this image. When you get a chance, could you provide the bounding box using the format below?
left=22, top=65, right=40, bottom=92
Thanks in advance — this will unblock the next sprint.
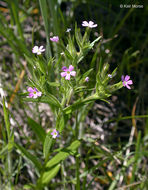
left=0, top=0, right=148, bottom=189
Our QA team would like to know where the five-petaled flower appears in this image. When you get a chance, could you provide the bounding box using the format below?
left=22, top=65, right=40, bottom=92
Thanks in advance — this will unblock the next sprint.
left=51, top=129, right=60, bottom=139
left=50, top=36, right=59, bottom=42
left=61, top=65, right=76, bottom=80
left=82, top=21, right=97, bottom=28
left=85, top=77, right=89, bottom=82
left=121, top=75, right=133, bottom=89
left=32, top=46, right=45, bottom=55
left=27, top=87, right=42, bottom=98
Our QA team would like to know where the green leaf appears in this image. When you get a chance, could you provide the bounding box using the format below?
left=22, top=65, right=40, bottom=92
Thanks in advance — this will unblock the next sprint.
left=89, top=36, right=102, bottom=48
left=23, top=184, right=36, bottom=190
left=46, top=140, right=81, bottom=168
left=27, top=117, right=46, bottom=144
left=43, top=134, right=52, bottom=158
left=38, top=140, right=81, bottom=186
left=23, top=94, right=62, bottom=109
left=47, top=81, right=60, bottom=87
left=15, top=143, right=42, bottom=171
left=0, top=143, right=13, bottom=157
left=39, top=164, right=60, bottom=185
left=79, top=68, right=93, bottom=84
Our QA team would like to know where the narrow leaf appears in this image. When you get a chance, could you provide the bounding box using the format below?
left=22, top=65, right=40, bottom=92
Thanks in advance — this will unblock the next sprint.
left=43, top=134, right=52, bottom=158
left=27, top=117, right=46, bottom=144
left=15, top=143, right=42, bottom=171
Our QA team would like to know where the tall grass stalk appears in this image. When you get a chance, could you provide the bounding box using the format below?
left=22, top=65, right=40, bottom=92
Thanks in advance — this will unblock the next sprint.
left=39, top=0, right=52, bottom=59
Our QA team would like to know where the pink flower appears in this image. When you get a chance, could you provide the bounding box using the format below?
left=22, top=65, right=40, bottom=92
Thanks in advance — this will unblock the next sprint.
left=85, top=77, right=89, bottom=82
left=82, top=21, right=97, bottom=28
left=51, top=129, right=60, bottom=139
left=27, top=87, right=42, bottom=98
left=61, top=65, right=76, bottom=80
left=32, top=46, right=45, bottom=55
left=50, top=36, right=59, bottom=42
left=121, top=75, right=133, bottom=89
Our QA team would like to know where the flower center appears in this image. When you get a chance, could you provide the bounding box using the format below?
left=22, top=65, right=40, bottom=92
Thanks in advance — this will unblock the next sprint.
left=54, top=132, right=57, bottom=136
left=33, top=91, right=37, bottom=94
left=67, top=71, right=70, bottom=74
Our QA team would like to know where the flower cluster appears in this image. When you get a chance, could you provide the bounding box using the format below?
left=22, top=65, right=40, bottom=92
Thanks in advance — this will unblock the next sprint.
left=28, top=21, right=134, bottom=143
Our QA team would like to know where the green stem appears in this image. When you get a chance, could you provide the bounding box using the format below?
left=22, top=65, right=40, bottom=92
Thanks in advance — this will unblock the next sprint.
left=76, top=156, right=80, bottom=190
left=61, top=162, right=67, bottom=190
left=75, top=110, right=80, bottom=190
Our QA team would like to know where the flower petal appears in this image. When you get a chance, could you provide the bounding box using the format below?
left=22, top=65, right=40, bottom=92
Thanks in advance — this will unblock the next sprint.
left=68, top=65, right=74, bottom=71
left=70, top=71, right=76, bottom=76
left=28, top=92, right=34, bottom=98
left=34, top=88, right=38, bottom=92
left=37, top=92, right=42, bottom=97
left=91, top=24, right=97, bottom=28
left=61, top=72, right=67, bottom=77
left=62, top=66, right=67, bottom=71
left=122, top=82, right=126, bottom=87
left=65, top=74, right=71, bottom=80
left=89, top=21, right=94, bottom=25
left=39, top=46, right=45, bottom=52
left=126, top=84, right=131, bottom=89
left=125, top=75, right=130, bottom=81
left=121, top=75, right=125, bottom=82
left=82, top=21, right=88, bottom=27
left=32, top=46, right=38, bottom=53
left=127, top=80, right=133, bottom=85
left=33, top=93, right=38, bottom=98
left=27, top=87, right=34, bottom=92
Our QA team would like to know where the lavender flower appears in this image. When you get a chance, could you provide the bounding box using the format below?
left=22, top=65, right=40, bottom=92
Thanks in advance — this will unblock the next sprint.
left=61, top=65, right=76, bottom=80
left=51, top=129, right=60, bottom=139
left=82, top=21, right=97, bottom=28
left=121, top=75, right=133, bottom=89
left=85, top=77, right=89, bottom=82
left=108, top=74, right=112, bottom=78
left=27, top=87, right=42, bottom=98
left=50, top=36, right=59, bottom=42
left=32, top=46, right=45, bottom=55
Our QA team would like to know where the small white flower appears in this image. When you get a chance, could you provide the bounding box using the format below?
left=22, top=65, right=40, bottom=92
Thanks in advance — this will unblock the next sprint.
left=105, top=49, right=110, bottom=54
left=82, top=21, right=97, bottom=28
left=32, top=46, right=45, bottom=55
left=66, top=28, right=71, bottom=32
